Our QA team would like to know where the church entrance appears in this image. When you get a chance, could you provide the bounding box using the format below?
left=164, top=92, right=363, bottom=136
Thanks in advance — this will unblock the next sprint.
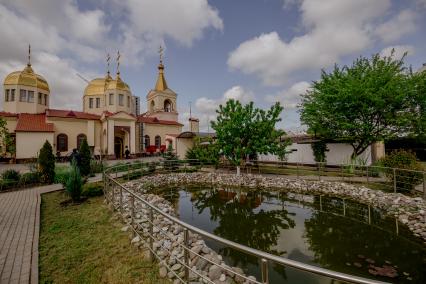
left=114, top=136, right=123, bottom=159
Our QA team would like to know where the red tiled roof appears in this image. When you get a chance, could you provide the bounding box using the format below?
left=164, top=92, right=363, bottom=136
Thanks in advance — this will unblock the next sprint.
left=15, top=114, right=54, bottom=132
left=46, top=109, right=100, bottom=120
left=0, top=112, right=18, bottom=118
left=138, top=116, right=183, bottom=126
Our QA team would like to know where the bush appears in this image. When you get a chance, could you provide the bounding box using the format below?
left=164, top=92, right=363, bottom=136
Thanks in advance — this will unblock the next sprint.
left=38, top=140, right=55, bottom=184
left=90, top=159, right=105, bottom=174
left=311, top=140, right=328, bottom=163
left=79, top=138, right=91, bottom=176
left=82, top=182, right=104, bottom=197
left=66, top=160, right=82, bottom=202
left=2, top=169, right=21, bottom=181
left=0, top=179, right=18, bottom=191
left=19, top=172, right=40, bottom=186
left=379, top=150, right=424, bottom=192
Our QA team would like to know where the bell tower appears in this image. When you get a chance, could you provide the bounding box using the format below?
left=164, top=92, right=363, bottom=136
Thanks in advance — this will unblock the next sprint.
left=146, top=46, right=178, bottom=121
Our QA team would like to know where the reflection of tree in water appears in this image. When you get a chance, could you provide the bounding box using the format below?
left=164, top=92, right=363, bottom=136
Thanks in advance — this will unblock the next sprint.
left=192, top=188, right=296, bottom=275
left=304, top=197, right=426, bottom=283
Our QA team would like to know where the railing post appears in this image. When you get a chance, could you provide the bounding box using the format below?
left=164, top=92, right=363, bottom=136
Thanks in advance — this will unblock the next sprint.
left=261, top=258, right=269, bottom=284
left=184, top=228, right=189, bottom=281
left=130, top=194, right=135, bottom=237
left=149, top=207, right=154, bottom=261
left=366, top=166, right=369, bottom=184
left=393, top=168, right=397, bottom=193
left=296, top=162, right=299, bottom=179
left=119, top=186, right=123, bottom=214
left=112, top=184, right=116, bottom=210
left=317, top=163, right=321, bottom=181
left=368, top=205, right=371, bottom=225
left=423, top=172, right=426, bottom=200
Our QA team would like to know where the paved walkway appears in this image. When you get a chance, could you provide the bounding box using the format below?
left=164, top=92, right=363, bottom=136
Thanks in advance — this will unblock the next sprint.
left=0, top=184, right=61, bottom=284
left=0, top=174, right=102, bottom=284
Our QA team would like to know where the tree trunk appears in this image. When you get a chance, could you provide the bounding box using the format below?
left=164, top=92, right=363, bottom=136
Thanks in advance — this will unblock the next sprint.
left=236, top=166, right=241, bottom=176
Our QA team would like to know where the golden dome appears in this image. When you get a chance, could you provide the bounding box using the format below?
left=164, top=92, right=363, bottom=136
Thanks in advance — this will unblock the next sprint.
left=3, top=65, right=50, bottom=92
left=84, top=76, right=111, bottom=96
left=106, top=75, right=131, bottom=93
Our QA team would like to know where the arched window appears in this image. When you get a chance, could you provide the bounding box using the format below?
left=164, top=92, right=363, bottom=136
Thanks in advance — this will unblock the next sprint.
left=57, top=134, right=68, bottom=152
left=155, top=135, right=161, bottom=148
left=144, top=135, right=150, bottom=149
left=164, top=99, right=172, bottom=112
left=77, top=134, right=87, bottom=150
left=150, top=100, right=155, bottom=112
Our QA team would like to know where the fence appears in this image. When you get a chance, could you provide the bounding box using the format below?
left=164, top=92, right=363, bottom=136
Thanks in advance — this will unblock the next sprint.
left=243, top=160, right=426, bottom=199
left=103, top=160, right=389, bottom=284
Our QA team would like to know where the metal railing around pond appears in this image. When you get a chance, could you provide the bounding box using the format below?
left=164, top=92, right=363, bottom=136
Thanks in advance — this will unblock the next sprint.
left=242, top=160, right=426, bottom=199
left=103, top=160, right=389, bottom=284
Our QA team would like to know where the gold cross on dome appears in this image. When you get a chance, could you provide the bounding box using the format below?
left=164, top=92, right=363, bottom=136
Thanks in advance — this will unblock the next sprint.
left=159, top=45, right=164, bottom=63
left=116, top=50, right=121, bottom=74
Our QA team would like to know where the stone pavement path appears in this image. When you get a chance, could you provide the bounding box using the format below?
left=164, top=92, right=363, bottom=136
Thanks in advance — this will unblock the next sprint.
left=0, top=184, right=62, bottom=284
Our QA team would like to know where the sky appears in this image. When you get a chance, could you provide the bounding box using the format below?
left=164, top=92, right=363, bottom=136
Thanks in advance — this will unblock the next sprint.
left=0, top=0, right=425, bottom=132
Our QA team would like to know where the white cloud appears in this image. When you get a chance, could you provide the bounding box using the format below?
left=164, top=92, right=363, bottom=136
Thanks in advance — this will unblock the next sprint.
left=375, top=10, right=417, bottom=43
left=0, top=0, right=224, bottom=110
left=266, top=81, right=310, bottom=109
left=192, top=85, right=254, bottom=131
left=122, top=0, right=223, bottom=47
left=223, top=86, right=254, bottom=103
left=228, top=0, right=407, bottom=86
left=380, top=45, right=415, bottom=59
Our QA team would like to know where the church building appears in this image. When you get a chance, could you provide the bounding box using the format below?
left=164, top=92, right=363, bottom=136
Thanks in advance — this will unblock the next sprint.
left=0, top=48, right=189, bottom=160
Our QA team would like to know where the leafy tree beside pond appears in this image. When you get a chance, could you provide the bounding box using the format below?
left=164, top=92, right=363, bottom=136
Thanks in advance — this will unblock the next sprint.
left=211, top=100, right=285, bottom=175
left=185, top=137, right=220, bottom=166
left=300, top=51, right=423, bottom=159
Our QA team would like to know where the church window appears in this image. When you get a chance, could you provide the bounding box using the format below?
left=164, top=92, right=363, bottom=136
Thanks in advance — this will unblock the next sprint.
left=96, top=97, right=100, bottom=108
left=119, top=94, right=124, bottom=106
left=127, top=96, right=130, bottom=108
left=144, top=135, right=150, bottom=149
left=150, top=100, right=155, bottom=112
left=20, top=89, right=27, bottom=102
left=77, top=134, right=87, bottom=149
left=10, top=89, right=15, bottom=101
left=38, top=93, right=42, bottom=104
left=27, top=91, right=34, bottom=103
left=57, top=134, right=68, bottom=152
left=164, top=100, right=172, bottom=112
left=5, top=89, right=9, bottom=102
left=155, top=135, right=161, bottom=148
left=44, top=94, right=48, bottom=106
left=109, top=93, right=114, bottom=105
left=89, top=98, right=94, bottom=108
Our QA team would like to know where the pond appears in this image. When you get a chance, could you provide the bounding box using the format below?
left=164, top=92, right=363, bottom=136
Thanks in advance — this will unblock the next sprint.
left=155, top=185, right=426, bottom=284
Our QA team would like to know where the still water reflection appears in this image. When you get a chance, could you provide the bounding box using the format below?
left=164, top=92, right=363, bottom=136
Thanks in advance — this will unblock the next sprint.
left=156, top=186, right=426, bottom=284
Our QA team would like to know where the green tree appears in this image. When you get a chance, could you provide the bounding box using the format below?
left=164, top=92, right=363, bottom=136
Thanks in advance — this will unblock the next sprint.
left=66, top=159, right=82, bottom=202
left=408, top=70, right=426, bottom=141
left=211, top=99, right=285, bottom=175
left=300, top=51, right=413, bottom=159
left=38, top=140, right=55, bottom=183
left=185, top=136, right=220, bottom=165
left=311, top=140, right=328, bottom=163
left=79, top=138, right=91, bottom=176
left=0, top=118, right=15, bottom=158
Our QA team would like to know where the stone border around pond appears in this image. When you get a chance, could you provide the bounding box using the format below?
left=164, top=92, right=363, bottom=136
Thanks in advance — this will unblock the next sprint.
left=114, top=172, right=426, bottom=283
left=127, top=172, right=426, bottom=244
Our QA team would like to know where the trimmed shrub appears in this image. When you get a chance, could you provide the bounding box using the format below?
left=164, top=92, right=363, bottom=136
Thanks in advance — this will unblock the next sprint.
left=311, top=140, right=328, bottom=163
left=38, top=140, right=55, bottom=184
left=19, top=172, right=40, bottom=186
left=66, top=159, right=82, bottom=202
left=79, top=138, right=91, bottom=176
left=379, top=150, right=424, bottom=192
left=0, top=179, right=18, bottom=191
left=82, top=182, right=104, bottom=197
left=2, top=169, right=21, bottom=181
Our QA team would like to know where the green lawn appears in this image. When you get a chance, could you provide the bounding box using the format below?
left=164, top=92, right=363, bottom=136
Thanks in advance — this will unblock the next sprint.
left=39, top=191, right=167, bottom=284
